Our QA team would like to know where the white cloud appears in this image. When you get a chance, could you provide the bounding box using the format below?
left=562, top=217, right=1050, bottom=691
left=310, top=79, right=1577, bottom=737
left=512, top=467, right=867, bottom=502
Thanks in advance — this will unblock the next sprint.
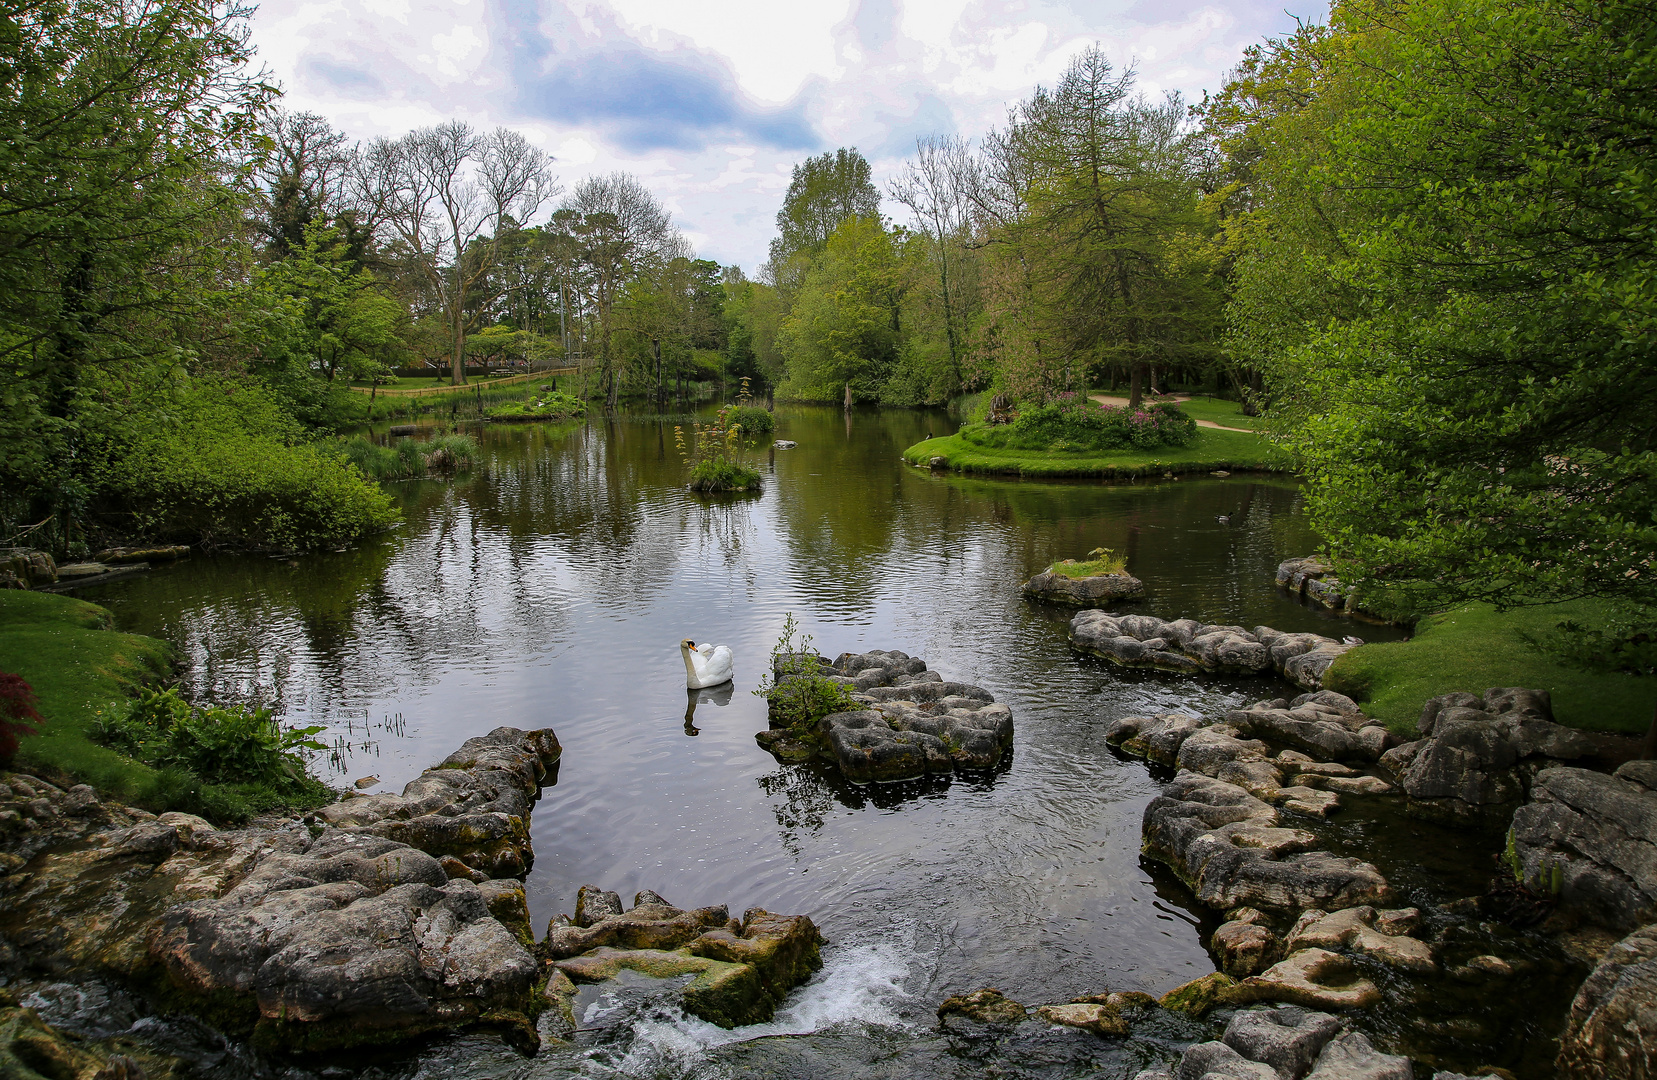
left=251, top=0, right=1329, bottom=270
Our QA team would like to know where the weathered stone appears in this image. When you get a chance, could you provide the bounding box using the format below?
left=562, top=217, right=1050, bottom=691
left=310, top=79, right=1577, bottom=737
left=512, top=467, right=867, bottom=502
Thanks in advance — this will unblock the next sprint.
left=1022, top=566, right=1146, bottom=607
left=1278, top=787, right=1342, bottom=817
left=1178, top=728, right=1271, bottom=777
left=1143, top=773, right=1392, bottom=913
left=938, top=987, right=1028, bottom=1025
left=1119, top=714, right=1205, bottom=765
left=1227, top=707, right=1390, bottom=764
left=543, top=898, right=730, bottom=959
left=312, top=727, right=562, bottom=878
left=1173, top=1040, right=1278, bottom=1080
left=1285, top=908, right=1436, bottom=972
left=1158, top=972, right=1238, bottom=1016
left=1213, top=920, right=1281, bottom=977
left=1223, top=1006, right=1344, bottom=1080
left=1218, top=759, right=1287, bottom=801
left=1069, top=611, right=1354, bottom=686
left=1035, top=1001, right=1130, bottom=1036
left=555, top=947, right=771, bottom=1028
left=1556, top=923, right=1657, bottom=1080
left=1510, top=765, right=1657, bottom=932
left=689, top=908, right=824, bottom=1002
left=1234, top=949, right=1381, bottom=1010
left=1303, top=1031, right=1412, bottom=1080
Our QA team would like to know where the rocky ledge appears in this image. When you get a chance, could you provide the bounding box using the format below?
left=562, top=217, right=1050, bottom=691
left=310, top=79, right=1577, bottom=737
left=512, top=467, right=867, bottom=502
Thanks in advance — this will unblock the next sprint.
left=1069, top=612, right=1357, bottom=690
left=1381, top=688, right=1601, bottom=823
left=1021, top=564, right=1145, bottom=607
left=0, top=726, right=560, bottom=1054
left=756, top=649, right=1014, bottom=783
left=541, top=885, right=823, bottom=1030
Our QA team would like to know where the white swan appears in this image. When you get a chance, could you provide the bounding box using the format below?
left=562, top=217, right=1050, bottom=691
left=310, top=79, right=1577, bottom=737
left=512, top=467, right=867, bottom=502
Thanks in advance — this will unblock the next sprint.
left=680, top=638, right=734, bottom=689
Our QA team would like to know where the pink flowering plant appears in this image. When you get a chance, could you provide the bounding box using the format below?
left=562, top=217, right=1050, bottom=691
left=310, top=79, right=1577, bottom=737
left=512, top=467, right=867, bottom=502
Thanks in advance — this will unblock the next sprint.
left=964, top=393, right=1197, bottom=452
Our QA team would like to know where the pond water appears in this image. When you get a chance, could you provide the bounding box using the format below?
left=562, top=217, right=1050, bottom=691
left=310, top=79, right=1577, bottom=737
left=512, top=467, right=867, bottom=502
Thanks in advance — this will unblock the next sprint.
left=79, top=404, right=1477, bottom=1080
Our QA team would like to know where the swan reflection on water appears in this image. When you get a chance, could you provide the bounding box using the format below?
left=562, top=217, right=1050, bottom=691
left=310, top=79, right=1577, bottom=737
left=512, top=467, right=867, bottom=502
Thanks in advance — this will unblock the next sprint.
left=682, top=682, right=735, bottom=735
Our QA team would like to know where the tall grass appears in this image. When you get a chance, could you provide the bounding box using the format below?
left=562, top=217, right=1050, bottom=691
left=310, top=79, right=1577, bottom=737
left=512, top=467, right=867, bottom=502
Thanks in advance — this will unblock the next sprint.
left=341, top=433, right=480, bottom=481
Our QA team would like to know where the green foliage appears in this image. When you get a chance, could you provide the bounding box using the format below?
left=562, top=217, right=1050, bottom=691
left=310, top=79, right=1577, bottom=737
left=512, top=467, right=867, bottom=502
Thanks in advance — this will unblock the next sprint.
left=1223, top=0, right=1657, bottom=622
left=92, top=685, right=328, bottom=790
left=84, top=374, right=399, bottom=549
left=485, top=390, right=586, bottom=422
left=777, top=218, right=908, bottom=404
left=753, top=614, right=858, bottom=729
left=1324, top=601, right=1657, bottom=735
left=724, top=405, right=774, bottom=438
left=1050, top=549, right=1128, bottom=577
left=341, top=434, right=480, bottom=481
left=674, top=388, right=764, bottom=492
left=768, top=148, right=882, bottom=272
left=962, top=397, right=1197, bottom=452
left=687, top=459, right=762, bottom=493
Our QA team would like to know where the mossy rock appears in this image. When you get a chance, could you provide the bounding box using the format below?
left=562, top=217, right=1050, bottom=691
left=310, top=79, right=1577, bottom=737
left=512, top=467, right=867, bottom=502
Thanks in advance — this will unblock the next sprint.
left=1157, top=972, right=1239, bottom=1016
left=554, top=947, right=771, bottom=1028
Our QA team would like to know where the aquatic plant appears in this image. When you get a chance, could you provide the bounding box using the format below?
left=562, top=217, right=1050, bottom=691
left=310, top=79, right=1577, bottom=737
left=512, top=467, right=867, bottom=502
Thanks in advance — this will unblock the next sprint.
left=753, top=614, right=858, bottom=729
left=341, top=433, right=480, bottom=481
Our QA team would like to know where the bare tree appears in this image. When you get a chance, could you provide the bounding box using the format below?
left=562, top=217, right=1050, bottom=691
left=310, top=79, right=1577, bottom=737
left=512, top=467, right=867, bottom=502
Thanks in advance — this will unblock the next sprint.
left=890, top=135, right=977, bottom=383
left=561, top=173, right=685, bottom=408
left=358, top=122, right=556, bottom=384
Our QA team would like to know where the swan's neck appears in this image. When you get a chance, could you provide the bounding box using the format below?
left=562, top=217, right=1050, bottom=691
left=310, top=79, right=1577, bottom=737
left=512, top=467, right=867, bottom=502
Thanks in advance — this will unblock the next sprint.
left=681, top=645, right=701, bottom=680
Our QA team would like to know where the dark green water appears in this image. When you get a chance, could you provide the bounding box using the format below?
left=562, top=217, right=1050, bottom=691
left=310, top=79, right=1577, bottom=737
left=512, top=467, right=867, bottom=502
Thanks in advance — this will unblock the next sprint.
left=79, top=405, right=1445, bottom=1079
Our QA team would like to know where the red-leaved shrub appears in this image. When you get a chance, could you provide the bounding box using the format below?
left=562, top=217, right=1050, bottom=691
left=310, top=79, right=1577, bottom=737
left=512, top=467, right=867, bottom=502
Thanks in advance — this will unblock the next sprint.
left=0, top=672, right=43, bottom=765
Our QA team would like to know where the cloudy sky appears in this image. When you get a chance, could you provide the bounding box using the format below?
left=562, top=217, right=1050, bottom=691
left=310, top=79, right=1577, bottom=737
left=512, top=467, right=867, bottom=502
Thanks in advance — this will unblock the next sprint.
left=252, top=0, right=1328, bottom=271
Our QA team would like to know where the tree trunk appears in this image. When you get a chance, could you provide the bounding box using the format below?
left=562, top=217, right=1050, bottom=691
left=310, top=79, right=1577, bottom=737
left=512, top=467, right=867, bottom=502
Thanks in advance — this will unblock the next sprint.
left=1128, top=363, right=1146, bottom=409
left=843, top=381, right=853, bottom=411
left=653, top=338, right=663, bottom=407
left=450, top=317, right=466, bottom=386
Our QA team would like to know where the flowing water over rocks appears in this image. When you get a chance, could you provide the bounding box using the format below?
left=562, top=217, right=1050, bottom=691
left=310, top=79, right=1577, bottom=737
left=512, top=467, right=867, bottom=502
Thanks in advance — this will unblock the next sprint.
left=39, top=404, right=1611, bottom=1080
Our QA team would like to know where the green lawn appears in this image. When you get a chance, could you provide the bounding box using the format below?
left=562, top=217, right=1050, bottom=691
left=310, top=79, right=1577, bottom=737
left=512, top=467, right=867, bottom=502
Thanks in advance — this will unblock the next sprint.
left=1177, top=396, right=1268, bottom=432
left=1, top=591, right=333, bottom=820
left=1326, top=600, right=1657, bottom=736
left=903, top=426, right=1290, bottom=478
left=2, top=591, right=177, bottom=799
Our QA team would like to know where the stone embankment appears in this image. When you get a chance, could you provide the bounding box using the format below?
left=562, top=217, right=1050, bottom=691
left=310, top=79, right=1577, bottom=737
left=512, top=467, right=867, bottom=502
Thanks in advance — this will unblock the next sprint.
left=1069, top=612, right=1356, bottom=690
left=0, top=725, right=830, bottom=1063
left=541, top=885, right=823, bottom=1030
left=1, top=545, right=189, bottom=590
left=1102, top=684, right=1657, bottom=1080
left=1276, top=556, right=1371, bottom=617
left=756, top=649, right=1014, bottom=782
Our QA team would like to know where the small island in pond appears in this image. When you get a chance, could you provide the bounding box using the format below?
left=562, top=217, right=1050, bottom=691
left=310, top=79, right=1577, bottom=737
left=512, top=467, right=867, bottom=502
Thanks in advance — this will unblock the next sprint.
left=1022, top=547, right=1145, bottom=606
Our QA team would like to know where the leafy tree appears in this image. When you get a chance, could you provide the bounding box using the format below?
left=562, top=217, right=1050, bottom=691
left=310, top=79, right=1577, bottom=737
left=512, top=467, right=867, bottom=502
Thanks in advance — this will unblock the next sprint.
left=767, top=148, right=881, bottom=281
left=778, top=217, right=909, bottom=408
left=256, top=224, right=406, bottom=386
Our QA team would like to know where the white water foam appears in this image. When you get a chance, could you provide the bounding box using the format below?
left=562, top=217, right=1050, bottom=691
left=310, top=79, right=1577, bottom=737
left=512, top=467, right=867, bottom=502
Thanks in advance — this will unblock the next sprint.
left=554, top=939, right=915, bottom=1079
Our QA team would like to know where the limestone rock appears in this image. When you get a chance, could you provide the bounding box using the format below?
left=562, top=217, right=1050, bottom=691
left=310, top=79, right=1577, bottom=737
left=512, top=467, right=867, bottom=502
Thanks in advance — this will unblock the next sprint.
left=1035, top=1001, right=1130, bottom=1037
left=1073, top=613, right=1353, bottom=686
left=554, top=947, right=770, bottom=1029
left=1234, top=949, right=1381, bottom=1010
left=1143, top=772, right=1392, bottom=913
left=1303, top=1031, right=1412, bottom=1080
left=1223, top=1006, right=1344, bottom=1080
left=1556, top=922, right=1657, bottom=1080
left=761, top=650, right=1014, bottom=781
left=1285, top=908, right=1436, bottom=972
left=311, top=726, right=562, bottom=878
left=1213, top=920, right=1281, bottom=978
left=1173, top=1040, right=1278, bottom=1080
left=1509, top=764, right=1657, bottom=932
left=1021, top=566, right=1146, bottom=607
left=1226, top=705, right=1392, bottom=764
left=938, top=987, right=1028, bottom=1025
left=689, top=908, right=825, bottom=1002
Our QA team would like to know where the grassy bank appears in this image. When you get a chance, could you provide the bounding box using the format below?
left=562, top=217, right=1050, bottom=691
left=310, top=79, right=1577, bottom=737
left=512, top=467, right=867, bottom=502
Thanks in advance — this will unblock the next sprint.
left=903, top=426, right=1290, bottom=477
left=1, top=592, right=334, bottom=821
left=1326, top=600, right=1657, bottom=736
left=1178, top=396, right=1268, bottom=432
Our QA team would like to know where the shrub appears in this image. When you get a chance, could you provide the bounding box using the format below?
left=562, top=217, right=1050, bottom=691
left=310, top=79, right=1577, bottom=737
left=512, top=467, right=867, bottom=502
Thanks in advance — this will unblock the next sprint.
left=92, top=685, right=328, bottom=790
left=341, top=433, right=479, bottom=481
left=753, top=614, right=858, bottom=729
left=486, top=390, right=586, bottom=422
left=725, top=405, right=775, bottom=438
left=963, top=394, right=1198, bottom=452
left=0, top=672, right=42, bottom=766
left=88, top=375, right=399, bottom=549
left=688, top=458, right=762, bottom=492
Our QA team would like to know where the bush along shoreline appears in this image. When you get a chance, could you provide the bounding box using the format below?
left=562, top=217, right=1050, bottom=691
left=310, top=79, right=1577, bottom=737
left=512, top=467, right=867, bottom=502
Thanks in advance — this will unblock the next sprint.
left=0, top=591, right=335, bottom=823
